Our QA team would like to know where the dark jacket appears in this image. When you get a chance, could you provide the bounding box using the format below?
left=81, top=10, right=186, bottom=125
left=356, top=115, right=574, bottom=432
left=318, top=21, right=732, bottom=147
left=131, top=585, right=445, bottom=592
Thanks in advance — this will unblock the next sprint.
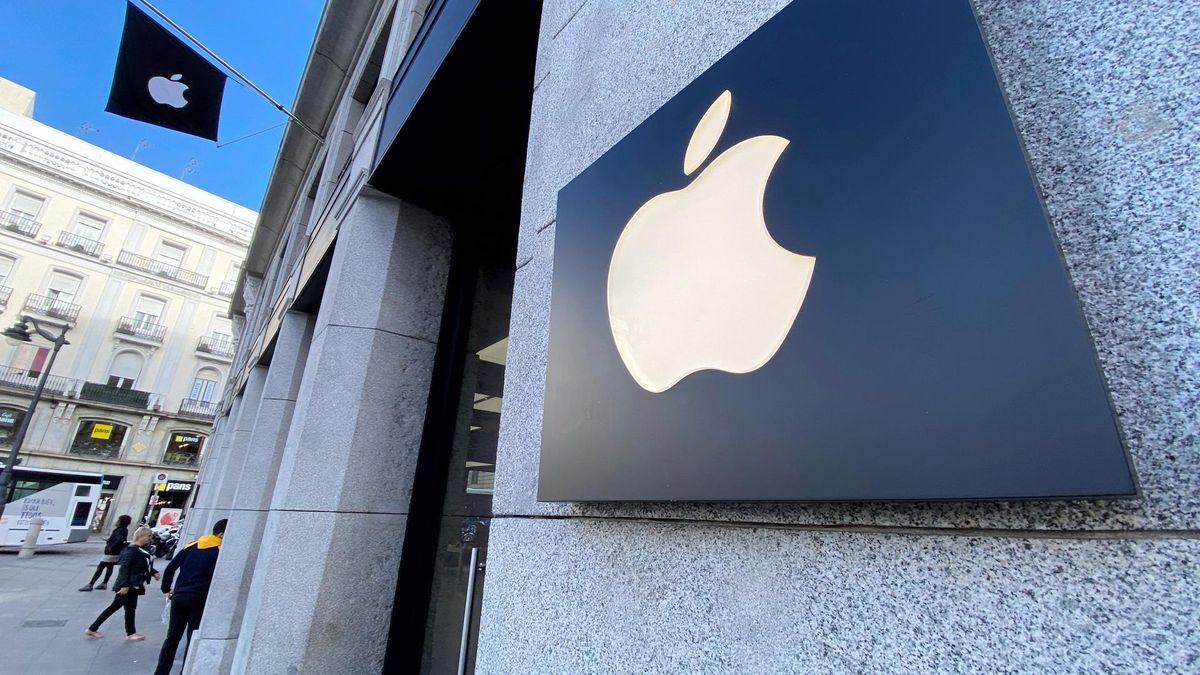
left=161, top=534, right=221, bottom=598
left=112, top=545, right=155, bottom=593
left=103, top=526, right=129, bottom=556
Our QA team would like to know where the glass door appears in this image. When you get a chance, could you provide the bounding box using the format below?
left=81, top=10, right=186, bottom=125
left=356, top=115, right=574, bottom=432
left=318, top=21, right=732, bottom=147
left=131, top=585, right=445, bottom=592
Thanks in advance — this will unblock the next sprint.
left=388, top=222, right=515, bottom=674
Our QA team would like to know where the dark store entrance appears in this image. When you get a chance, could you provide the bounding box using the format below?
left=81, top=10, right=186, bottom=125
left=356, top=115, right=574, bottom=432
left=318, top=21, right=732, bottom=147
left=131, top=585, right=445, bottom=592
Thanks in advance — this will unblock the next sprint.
left=372, top=1, right=540, bottom=672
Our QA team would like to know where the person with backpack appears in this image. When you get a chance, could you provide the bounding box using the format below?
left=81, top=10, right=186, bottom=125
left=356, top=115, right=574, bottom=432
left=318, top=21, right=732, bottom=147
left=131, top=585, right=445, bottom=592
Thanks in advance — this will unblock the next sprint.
left=153, top=518, right=226, bottom=675
left=84, top=526, right=159, bottom=641
left=79, top=514, right=133, bottom=592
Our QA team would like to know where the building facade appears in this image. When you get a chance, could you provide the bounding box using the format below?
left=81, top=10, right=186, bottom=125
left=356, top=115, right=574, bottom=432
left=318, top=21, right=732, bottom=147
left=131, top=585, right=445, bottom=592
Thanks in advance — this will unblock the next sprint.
left=191, top=1, right=1198, bottom=673
left=0, top=80, right=253, bottom=533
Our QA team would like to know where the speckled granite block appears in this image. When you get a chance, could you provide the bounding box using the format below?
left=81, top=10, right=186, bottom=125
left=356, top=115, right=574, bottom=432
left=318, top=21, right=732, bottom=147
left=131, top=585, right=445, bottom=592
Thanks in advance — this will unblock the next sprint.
left=270, top=324, right=436, bottom=515
left=230, top=510, right=407, bottom=675
left=477, top=517, right=1200, bottom=673
left=498, top=0, right=1200, bottom=531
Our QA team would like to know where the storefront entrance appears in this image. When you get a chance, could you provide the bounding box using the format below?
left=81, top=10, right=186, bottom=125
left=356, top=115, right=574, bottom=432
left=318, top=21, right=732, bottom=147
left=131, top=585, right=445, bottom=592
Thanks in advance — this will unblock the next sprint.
left=90, top=474, right=122, bottom=532
left=375, top=1, right=540, bottom=671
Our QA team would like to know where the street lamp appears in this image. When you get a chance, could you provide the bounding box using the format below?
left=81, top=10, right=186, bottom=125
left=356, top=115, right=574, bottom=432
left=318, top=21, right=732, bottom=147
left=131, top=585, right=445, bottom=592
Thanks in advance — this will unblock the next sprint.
left=0, top=316, right=70, bottom=507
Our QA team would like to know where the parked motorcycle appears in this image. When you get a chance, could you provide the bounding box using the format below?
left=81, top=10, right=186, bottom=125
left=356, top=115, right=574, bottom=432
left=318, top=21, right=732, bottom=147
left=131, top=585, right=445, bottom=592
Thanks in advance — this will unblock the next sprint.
left=149, top=523, right=180, bottom=559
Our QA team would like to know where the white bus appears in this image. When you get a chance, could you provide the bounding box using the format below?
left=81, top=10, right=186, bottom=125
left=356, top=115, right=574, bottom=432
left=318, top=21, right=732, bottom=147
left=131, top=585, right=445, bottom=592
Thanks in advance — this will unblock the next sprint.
left=0, top=466, right=102, bottom=546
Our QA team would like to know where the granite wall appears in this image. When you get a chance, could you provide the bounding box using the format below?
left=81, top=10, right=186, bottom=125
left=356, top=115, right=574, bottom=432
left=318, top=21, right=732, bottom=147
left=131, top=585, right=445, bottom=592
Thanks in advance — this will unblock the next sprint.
left=477, top=0, right=1200, bottom=671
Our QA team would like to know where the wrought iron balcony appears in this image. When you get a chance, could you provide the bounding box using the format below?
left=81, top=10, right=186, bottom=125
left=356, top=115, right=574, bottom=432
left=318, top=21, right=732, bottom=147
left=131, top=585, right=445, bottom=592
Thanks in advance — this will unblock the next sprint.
left=196, top=335, right=235, bottom=358
left=0, top=286, right=11, bottom=305
left=79, top=382, right=153, bottom=409
left=217, top=280, right=236, bottom=298
left=116, top=250, right=209, bottom=289
left=0, top=211, right=41, bottom=238
left=115, top=316, right=167, bottom=342
left=178, top=398, right=218, bottom=419
left=24, top=293, right=81, bottom=322
left=0, top=364, right=79, bottom=396
left=56, top=231, right=104, bottom=257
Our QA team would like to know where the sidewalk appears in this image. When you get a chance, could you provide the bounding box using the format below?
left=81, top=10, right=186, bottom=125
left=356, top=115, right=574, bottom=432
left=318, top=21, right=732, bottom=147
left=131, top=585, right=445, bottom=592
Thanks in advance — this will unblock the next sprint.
left=0, top=538, right=184, bottom=675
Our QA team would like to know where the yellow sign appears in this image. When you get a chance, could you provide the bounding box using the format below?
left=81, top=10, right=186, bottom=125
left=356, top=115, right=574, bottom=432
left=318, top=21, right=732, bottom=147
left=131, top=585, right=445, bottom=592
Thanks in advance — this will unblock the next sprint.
left=91, top=423, right=114, bottom=440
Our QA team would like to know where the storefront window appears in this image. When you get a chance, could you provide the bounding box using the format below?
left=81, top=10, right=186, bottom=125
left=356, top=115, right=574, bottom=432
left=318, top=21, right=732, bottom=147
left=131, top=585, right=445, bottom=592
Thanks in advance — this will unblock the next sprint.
left=69, top=420, right=128, bottom=459
left=0, top=406, right=27, bottom=447
left=162, top=431, right=205, bottom=467
left=390, top=226, right=514, bottom=673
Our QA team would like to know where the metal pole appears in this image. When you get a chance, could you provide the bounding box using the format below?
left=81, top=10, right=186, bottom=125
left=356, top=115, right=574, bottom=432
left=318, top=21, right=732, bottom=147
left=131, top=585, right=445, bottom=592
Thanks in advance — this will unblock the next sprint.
left=0, top=326, right=67, bottom=509
left=457, top=547, right=480, bottom=675
left=133, top=0, right=326, bottom=143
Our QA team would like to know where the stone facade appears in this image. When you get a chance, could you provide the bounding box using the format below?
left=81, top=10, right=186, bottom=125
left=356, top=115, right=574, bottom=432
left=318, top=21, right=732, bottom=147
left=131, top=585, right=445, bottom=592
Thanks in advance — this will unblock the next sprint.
left=194, top=0, right=1199, bottom=672
left=479, top=0, right=1200, bottom=671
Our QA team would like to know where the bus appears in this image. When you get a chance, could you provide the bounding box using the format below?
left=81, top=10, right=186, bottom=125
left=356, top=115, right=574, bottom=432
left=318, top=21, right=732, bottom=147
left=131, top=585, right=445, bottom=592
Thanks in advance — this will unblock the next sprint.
left=0, top=466, right=102, bottom=546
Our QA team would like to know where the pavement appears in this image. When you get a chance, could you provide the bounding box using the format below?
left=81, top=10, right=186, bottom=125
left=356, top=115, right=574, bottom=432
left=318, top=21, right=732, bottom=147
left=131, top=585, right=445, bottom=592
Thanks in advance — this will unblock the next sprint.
left=0, top=538, right=187, bottom=675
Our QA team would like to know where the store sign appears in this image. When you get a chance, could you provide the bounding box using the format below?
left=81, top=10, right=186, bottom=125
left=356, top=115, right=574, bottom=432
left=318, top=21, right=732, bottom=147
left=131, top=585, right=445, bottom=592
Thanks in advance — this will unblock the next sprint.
left=174, top=434, right=201, bottom=444
left=155, top=481, right=194, bottom=493
left=91, top=423, right=114, bottom=440
left=539, top=0, right=1136, bottom=502
left=0, top=410, right=19, bottom=427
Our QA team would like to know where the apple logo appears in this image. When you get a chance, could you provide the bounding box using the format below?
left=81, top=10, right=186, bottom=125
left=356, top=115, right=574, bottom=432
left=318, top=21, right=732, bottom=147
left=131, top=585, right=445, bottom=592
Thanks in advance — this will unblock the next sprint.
left=606, top=90, right=816, bottom=393
left=147, top=74, right=189, bottom=109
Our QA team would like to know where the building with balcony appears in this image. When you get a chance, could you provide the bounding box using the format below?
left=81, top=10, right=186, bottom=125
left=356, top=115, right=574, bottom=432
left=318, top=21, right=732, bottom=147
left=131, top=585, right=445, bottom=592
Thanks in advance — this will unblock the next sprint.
left=0, top=77, right=253, bottom=533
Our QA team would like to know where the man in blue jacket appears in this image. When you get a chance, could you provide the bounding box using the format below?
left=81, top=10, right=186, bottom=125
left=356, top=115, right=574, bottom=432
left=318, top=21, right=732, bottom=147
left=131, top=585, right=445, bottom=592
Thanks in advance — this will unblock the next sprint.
left=153, top=518, right=226, bottom=675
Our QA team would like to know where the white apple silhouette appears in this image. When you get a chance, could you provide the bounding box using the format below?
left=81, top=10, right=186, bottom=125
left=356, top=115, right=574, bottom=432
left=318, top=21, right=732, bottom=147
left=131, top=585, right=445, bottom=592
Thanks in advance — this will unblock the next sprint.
left=147, top=74, right=189, bottom=108
left=607, top=90, right=815, bottom=393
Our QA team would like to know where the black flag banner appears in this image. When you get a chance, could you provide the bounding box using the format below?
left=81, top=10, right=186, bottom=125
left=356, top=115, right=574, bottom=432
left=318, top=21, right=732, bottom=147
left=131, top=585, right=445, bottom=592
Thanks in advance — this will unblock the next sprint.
left=106, top=2, right=226, bottom=141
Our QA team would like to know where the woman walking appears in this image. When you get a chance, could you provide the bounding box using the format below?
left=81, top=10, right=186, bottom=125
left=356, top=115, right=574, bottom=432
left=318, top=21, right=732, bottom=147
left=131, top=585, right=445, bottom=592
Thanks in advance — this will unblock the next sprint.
left=84, top=526, right=158, bottom=641
left=79, top=514, right=132, bottom=592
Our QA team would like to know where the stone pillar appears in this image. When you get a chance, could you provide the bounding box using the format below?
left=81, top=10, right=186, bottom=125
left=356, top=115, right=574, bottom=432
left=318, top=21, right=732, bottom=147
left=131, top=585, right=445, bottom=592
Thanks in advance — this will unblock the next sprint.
left=188, top=395, right=242, bottom=533
left=190, top=366, right=266, bottom=535
left=210, top=365, right=269, bottom=520
left=187, top=311, right=316, bottom=673
left=229, top=193, right=451, bottom=674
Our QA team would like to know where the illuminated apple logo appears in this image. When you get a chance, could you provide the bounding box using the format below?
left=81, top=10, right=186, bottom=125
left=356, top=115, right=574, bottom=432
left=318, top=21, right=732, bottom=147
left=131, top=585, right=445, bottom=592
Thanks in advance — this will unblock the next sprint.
left=147, top=74, right=189, bottom=108
left=607, top=90, right=816, bottom=393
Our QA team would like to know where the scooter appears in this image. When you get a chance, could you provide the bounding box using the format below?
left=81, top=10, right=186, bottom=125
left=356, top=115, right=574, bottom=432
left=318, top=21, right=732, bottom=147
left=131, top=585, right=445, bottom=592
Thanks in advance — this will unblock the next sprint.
left=150, top=524, right=180, bottom=559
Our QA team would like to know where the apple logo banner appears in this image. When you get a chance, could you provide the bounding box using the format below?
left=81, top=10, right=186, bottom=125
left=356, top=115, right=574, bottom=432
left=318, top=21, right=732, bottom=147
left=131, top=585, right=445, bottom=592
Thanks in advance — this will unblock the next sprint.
left=147, top=74, right=189, bottom=109
left=538, top=0, right=1136, bottom=503
left=106, top=3, right=225, bottom=141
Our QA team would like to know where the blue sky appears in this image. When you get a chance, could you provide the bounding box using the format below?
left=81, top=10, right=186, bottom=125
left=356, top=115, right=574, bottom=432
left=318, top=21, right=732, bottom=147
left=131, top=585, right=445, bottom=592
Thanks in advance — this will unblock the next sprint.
left=0, top=1, right=325, bottom=210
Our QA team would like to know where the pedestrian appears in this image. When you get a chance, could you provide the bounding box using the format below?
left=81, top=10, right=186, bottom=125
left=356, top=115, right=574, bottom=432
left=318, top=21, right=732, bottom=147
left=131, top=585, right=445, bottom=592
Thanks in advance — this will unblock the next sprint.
left=83, top=526, right=158, bottom=641
left=153, top=518, right=226, bottom=675
left=79, top=514, right=132, bottom=592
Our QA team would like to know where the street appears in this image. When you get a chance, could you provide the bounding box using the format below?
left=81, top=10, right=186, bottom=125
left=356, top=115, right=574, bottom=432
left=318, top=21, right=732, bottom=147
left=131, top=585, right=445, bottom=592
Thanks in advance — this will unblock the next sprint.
left=0, top=538, right=182, bottom=675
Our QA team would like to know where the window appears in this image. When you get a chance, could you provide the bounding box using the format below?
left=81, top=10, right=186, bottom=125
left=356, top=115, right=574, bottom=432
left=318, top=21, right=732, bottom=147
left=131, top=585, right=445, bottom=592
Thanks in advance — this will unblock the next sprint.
left=107, top=351, right=144, bottom=389
left=0, top=254, right=15, bottom=287
left=162, top=431, right=205, bottom=467
left=132, top=295, right=166, bottom=327
left=155, top=242, right=187, bottom=269
left=8, top=191, right=44, bottom=221
left=45, top=271, right=82, bottom=304
left=69, top=420, right=129, bottom=459
left=210, top=316, right=233, bottom=345
left=12, top=344, right=50, bottom=378
left=0, top=406, right=27, bottom=447
left=72, top=213, right=105, bottom=241
left=189, top=367, right=221, bottom=402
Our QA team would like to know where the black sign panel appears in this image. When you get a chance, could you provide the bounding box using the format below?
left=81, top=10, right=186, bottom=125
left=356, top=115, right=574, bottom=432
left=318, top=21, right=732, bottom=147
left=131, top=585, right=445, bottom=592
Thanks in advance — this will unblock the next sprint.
left=106, top=2, right=226, bottom=141
left=538, top=0, right=1136, bottom=502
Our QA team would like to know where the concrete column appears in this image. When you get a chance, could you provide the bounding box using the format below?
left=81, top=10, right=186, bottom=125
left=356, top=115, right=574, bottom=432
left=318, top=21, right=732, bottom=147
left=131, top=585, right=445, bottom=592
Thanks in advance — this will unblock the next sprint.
left=209, top=366, right=269, bottom=519
left=187, top=311, right=315, bottom=672
left=228, top=193, right=451, bottom=674
left=189, top=396, right=240, bottom=520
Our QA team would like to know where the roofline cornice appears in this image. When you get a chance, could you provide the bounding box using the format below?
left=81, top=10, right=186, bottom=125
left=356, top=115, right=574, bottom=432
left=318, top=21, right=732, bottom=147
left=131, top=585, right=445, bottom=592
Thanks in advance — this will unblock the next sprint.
left=0, top=123, right=254, bottom=248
